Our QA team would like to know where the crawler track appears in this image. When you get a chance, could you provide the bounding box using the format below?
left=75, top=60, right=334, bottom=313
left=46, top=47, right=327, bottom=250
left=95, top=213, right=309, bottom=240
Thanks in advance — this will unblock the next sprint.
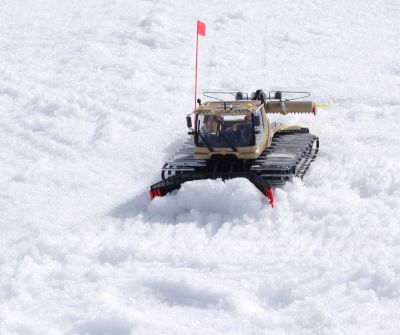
left=150, top=129, right=319, bottom=198
left=250, top=129, right=319, bottom=187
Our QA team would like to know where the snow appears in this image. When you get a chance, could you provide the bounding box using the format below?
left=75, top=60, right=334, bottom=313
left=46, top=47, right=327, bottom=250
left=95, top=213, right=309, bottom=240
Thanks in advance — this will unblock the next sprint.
left=1, top=0, right=400, bottom=334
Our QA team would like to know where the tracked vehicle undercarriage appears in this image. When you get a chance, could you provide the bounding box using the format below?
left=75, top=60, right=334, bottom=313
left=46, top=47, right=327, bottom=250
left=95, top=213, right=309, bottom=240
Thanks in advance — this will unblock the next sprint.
left=150, top=90, right=319, bottom=207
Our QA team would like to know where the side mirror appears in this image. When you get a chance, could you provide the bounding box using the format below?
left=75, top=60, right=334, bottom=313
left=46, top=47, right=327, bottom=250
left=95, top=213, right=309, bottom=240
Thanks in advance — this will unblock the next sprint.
left=186, top=116, right=192, bottom=128
left=253, top=115, right=261, bottom=127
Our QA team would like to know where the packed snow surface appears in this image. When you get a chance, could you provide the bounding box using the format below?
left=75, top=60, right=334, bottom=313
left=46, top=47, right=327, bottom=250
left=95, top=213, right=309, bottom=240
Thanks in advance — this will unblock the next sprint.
left=1, top=0, right=400, bottom=334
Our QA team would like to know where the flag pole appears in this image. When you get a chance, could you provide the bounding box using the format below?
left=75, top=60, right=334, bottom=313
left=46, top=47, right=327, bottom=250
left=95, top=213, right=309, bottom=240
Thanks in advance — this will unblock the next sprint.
left=194, top=21, right=205, bottom=134
left=194, top=23, right=199, bottom=115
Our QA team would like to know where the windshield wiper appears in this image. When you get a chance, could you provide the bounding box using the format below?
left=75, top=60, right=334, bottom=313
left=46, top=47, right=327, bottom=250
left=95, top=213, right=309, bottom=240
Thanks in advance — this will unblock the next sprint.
left=219, top=133, right=237, bottom=152
left=198, top=132, right=214, bottom=152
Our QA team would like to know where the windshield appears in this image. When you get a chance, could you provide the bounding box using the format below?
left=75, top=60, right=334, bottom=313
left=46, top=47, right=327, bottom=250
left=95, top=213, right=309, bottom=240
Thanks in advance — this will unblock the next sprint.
left=196, top=114, right=255, bottom=148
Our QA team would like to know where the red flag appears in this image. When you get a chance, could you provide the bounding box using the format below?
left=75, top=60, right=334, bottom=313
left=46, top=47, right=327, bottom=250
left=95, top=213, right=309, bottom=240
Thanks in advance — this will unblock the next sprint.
left=197, top=20, right=206, bottom=36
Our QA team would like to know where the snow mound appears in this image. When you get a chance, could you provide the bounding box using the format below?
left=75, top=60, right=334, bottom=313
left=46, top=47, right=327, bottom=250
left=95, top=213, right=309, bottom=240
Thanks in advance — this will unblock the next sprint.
left=113, top=178, right=270, bottom=231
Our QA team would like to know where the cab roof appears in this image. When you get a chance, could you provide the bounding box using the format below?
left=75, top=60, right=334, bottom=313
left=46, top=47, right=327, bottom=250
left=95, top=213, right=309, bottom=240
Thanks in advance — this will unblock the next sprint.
left=196, top=100, right=262, bottom=115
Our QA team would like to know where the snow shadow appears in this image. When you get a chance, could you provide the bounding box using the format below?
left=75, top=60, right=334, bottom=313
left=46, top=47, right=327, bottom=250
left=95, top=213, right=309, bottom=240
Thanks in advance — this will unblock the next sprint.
left=145, top=279, right=228, bottom=309
left=110, top=178, right=269, bottom=230
left=76, top=317, right=133, bottom=335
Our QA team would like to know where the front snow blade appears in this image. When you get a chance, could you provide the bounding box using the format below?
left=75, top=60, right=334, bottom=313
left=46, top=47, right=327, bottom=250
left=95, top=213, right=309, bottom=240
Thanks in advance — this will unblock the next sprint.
left=149, top=172, right=274, bottom=206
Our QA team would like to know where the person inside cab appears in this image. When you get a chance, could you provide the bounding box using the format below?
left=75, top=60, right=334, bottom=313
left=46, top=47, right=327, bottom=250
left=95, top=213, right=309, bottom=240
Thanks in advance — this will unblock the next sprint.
left=232, top=115, right=252, bottom=145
